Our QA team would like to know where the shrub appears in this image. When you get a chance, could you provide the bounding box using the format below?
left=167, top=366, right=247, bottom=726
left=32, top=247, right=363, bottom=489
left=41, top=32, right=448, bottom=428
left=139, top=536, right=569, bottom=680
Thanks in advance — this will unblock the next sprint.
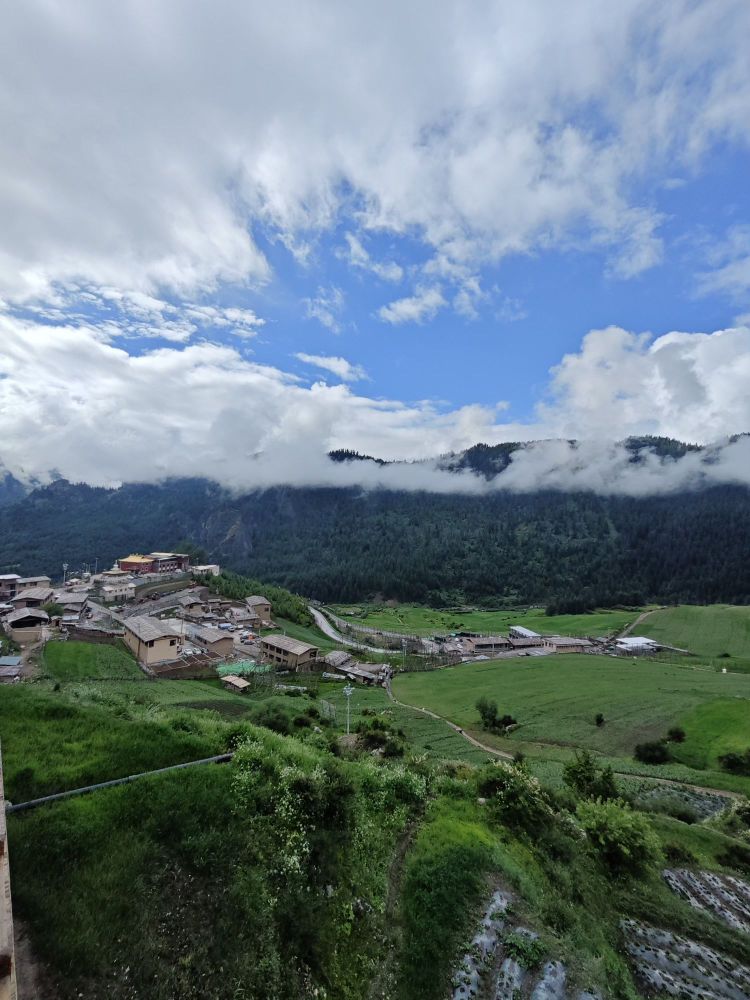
left=664, top=842, right=698, bottom=866
left=503, top=931, right=545, bottom=968
left=595, top=713, right=605, bottom=727
left=634, top=740, right=671, bottom=765
left=719, top=750, right=750, bottom=775
left=563, top=750, right=617, bottom=801
left=577, top=799, right=661, bottom=876
left=667, top=726, right=686, bottom=743
left=483, top=762, right=554, bottom=833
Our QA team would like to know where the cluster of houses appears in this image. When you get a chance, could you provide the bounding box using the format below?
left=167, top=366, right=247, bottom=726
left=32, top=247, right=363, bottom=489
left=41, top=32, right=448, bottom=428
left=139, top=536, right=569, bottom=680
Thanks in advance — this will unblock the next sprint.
left=433, top=625, right=594, bottom=659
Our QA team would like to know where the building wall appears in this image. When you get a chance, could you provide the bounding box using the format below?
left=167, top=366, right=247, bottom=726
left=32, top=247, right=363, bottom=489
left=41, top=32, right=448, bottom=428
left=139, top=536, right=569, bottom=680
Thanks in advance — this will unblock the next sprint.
left=260, top=641, right=318, bottom=670
left=249, top=601, right=272, bottom=619
left=8, top=625, right=43, bottom=644
left=198, top=636, right=234, bottom=658
left=123, top=630, right=178, bottom=665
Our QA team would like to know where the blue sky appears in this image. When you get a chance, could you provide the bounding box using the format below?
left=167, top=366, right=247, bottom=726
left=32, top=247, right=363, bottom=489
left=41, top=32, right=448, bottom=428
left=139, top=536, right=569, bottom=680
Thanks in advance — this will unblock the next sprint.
left=2, top=1, right=750, bottom=488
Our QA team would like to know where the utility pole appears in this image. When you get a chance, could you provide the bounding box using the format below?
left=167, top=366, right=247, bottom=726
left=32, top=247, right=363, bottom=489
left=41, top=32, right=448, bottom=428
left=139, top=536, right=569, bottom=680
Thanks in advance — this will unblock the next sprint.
left=343, top=684, right=354, bottom=735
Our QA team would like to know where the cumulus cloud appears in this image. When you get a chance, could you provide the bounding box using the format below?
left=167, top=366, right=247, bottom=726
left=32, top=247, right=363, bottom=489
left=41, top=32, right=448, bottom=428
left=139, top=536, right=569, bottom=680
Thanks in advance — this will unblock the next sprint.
left=295, top=353, right=368, bottom=382
left=2, top=0, right=750, bottom=312
left=1, top=315, right=749, bottom=496
left=541, top=325, right=750, bottom=443
left=378, top=286, right=447, bottom=324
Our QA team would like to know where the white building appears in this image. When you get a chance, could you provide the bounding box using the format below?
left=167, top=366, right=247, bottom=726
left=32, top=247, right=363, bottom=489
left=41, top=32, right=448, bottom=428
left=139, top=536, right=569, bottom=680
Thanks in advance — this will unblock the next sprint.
left=614, top=636, right=660, bottom=655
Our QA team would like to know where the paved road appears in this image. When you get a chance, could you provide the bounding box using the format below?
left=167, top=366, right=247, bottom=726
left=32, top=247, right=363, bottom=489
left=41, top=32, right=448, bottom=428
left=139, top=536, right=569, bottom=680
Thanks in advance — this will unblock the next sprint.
left=308, top=606, right=390, bottom=654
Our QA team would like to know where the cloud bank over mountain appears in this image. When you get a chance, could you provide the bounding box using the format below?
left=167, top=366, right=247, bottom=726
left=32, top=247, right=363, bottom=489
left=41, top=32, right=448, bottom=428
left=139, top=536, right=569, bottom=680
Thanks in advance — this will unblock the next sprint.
left=2, top=316, right=749, bottom=495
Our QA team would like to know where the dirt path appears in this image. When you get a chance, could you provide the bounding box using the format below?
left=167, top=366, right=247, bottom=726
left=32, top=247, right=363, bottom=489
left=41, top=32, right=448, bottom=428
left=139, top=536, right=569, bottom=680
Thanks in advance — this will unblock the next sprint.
left=386, top=682, right=513, bottom=761
left=619, top=608, right=661, bottom=638
left=366, top=817, right=422, bottom=1000
left=14, top=919, right=59, bottom=999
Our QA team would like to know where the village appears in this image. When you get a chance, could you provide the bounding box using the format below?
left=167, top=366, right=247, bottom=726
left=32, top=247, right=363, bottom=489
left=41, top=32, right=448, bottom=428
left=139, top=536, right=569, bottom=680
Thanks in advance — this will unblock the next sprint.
left=0, top=550, right=677, bottom=694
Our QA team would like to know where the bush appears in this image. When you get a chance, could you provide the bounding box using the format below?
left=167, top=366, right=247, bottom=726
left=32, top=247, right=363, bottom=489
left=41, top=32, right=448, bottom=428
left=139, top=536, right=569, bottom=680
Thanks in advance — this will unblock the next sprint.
left=719, top=750, right=750, bottom=775
left=634, top=740, right=671, bottom=765
left=475, top=697, right=516, bottom=731
left=503, top=931, right=545, bottom=969
left=577, top=799, right=661, bottom=876
left=482, top=762, right=554, bottom=833
left=666, top=726, right=686, bottom=743
left=595, top=713, right=605, bottom=727
left=563, top=750, right=618, bottom=801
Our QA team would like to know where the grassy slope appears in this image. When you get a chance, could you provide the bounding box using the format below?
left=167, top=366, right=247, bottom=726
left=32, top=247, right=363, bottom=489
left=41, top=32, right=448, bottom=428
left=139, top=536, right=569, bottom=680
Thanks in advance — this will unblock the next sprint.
left=394, top=655, right=750, bottom=753
left=671, top=699, right=750, bottom=770
left=0, top=680, right=254, bottom=800
left=328, top=604, right=640, bottom=637
left=640, top=604, right=750, bottom=672
left=43, top=640, right=143, bottom=681
left=8, top=727, right=416, bottom=1000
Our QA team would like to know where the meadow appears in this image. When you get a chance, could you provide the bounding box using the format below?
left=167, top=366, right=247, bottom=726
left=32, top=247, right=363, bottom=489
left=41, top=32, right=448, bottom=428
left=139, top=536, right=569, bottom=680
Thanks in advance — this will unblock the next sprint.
left=328, top=602, right=642, bottom=637
left=639, top=604, right=750, bottom=673
left=393, top=653, right=750, bottom=790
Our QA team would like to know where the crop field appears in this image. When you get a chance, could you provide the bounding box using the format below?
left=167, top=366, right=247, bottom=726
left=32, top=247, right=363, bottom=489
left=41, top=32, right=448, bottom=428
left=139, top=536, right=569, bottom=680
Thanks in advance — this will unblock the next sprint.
left=328, top=602, right=641, bottom=637
left=639, top=605, right=750, bottom=672
left=393, top=654, right=750, bottom=762
left=319, top=682, right=490, bottom=764
left=43, top=640, right=143, bottom=681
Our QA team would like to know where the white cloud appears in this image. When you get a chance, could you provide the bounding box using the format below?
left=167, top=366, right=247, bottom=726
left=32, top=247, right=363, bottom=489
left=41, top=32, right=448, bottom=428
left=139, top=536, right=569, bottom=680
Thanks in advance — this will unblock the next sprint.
left=1, top=1, right=750, bottom=311
left=341, top=233, right=403, bottom=282
left=378, top=286, right=446, bottom=325
left=304, top=286, right=345, bottom=332
left=696, top=226, right=750, bottom=300
left=295, top=353, right=368, bottom=382
left=1, top=315, right=749, bottom=496
left=540, top=324, right=750, bottom=443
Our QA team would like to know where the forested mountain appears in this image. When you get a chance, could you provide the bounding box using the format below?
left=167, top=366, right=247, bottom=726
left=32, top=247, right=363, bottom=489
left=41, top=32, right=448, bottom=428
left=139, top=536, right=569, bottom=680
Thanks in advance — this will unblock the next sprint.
left=1, top=473, right=749, bottom=606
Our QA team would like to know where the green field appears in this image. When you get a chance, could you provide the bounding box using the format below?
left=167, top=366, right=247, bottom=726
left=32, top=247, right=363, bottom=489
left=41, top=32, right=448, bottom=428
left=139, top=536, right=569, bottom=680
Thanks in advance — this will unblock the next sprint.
left=329, top=603, right=641, bottom=638
left=320, top=682, right=491, bottom=764
left=640, top=605, right=750, bottom=672
left=43, top=640, right=143, bottom=681
left=393, top=654, right=750, bottom=783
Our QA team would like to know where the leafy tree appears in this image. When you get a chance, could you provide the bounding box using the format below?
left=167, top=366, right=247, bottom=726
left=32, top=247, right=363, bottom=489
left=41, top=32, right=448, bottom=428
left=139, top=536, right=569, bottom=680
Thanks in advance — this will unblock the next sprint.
left=476, top=696, right=499, bottom=730
left=666, top=726, right=686, bottom=743
left=41, top=602, right=64, bottom=617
